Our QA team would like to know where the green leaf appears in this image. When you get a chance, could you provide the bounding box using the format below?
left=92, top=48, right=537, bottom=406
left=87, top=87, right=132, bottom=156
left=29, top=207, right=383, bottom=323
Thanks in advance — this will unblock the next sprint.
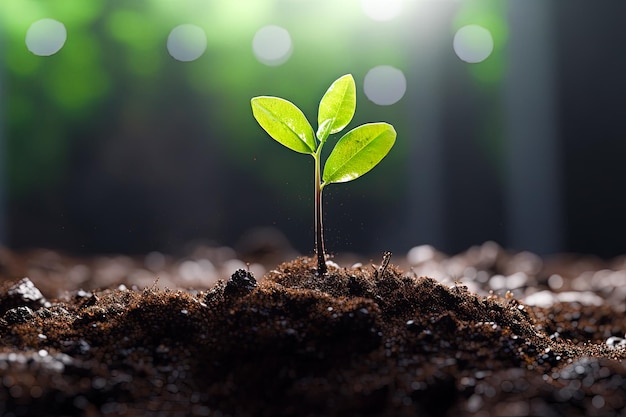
left=322, top=123, right=396, bottom=185
left=251, top=96, right=316, bottom=154
left=316, top=74, right=356, bottom=141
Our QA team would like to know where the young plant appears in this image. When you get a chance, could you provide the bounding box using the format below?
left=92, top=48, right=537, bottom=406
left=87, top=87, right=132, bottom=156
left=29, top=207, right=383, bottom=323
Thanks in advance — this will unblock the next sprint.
left=251, top=74, right=396, bottom=275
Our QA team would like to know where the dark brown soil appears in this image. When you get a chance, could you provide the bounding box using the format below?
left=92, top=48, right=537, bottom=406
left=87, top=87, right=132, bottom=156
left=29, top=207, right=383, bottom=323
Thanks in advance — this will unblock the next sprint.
left=1, top=247, right=626, bottom=417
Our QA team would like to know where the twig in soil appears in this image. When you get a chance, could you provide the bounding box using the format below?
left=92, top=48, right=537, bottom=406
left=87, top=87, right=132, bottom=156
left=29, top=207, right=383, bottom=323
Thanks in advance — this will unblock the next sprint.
left=377, top=251, right=392, bottom=278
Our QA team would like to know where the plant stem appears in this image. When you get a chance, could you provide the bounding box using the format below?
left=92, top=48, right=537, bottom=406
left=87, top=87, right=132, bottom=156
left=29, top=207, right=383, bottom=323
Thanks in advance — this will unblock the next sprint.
left=314, top=153, right=327, bottom=275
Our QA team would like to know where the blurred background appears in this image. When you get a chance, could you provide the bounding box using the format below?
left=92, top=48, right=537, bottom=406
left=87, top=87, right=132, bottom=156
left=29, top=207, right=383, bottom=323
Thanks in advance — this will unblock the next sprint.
left=0, top=0, right=624, bottom=259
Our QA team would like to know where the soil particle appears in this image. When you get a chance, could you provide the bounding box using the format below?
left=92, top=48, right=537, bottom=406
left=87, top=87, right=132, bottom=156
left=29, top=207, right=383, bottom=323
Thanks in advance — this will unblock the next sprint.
left=0, top=278, right=49, bottom=315
left=0, top=251, right=626, bottom=416
left=224, top=269, right=258, bottom=297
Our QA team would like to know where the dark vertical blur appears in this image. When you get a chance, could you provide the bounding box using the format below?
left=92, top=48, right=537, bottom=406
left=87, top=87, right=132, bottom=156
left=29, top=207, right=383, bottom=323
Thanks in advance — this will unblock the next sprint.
left=556, top=3, right=626, bottom=257
left=505, top=1, right=563, bottom=254
left=405, top=3, right=454, bottom=252
left=406, top=1, right=507, bottom=256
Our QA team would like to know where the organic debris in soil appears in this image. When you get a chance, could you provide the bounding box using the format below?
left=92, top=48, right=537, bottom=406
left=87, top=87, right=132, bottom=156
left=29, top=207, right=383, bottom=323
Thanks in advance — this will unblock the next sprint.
left=1, top=256, right=626, bottom=417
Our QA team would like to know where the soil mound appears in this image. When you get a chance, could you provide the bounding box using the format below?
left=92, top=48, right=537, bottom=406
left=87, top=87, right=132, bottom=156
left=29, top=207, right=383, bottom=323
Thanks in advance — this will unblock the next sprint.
left=1, top=255, right=626, bottom=416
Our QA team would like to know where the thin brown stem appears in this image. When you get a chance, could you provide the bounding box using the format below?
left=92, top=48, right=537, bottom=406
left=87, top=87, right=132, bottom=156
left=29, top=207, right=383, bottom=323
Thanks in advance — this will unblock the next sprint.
left=314, top=154, right=327, bottom=275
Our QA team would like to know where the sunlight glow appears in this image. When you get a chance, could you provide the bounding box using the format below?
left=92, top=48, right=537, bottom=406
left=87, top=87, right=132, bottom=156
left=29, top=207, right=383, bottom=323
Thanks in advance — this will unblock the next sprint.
left=361, top=0, right=403, bottom=22
left=453, top=25, right=494, bottom=63
left=252, top=25, right=293, bottom=66
left=167, top=24, right=207, bottom=62
left=25, top=18, right=67, bottom=56
left=364, top=66, right=406, bottom=106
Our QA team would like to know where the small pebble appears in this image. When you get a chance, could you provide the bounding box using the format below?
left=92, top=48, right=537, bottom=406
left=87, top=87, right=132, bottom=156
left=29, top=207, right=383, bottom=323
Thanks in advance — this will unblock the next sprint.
left=606, top=336, right=626, bottom=348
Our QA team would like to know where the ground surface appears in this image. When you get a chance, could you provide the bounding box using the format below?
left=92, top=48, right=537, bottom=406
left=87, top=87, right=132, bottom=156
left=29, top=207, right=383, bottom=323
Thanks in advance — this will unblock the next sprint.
left=1, top=243, right=626, bottom=416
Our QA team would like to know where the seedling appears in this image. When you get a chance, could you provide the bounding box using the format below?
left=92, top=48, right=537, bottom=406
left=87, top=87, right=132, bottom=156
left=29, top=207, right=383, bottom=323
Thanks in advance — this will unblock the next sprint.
left=251, top=74, right=396, bottom=275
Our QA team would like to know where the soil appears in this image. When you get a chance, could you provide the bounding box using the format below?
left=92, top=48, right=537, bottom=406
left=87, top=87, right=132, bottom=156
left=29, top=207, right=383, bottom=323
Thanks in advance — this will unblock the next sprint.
left=1, top=243, right=626, bottom=417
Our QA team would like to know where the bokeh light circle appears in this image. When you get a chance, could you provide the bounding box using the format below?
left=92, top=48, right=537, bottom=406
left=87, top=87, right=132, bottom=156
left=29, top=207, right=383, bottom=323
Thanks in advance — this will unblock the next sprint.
left=252, top=25, right=293, bottom=66
left=361, top=0, right=403, bottom=22
left=453, top=25, right=494, bottom=63
left=167, top=24, right=207, bottom=62
left=25, top=18, right=67, bottom=56
left=363, top=66, right=407, bottom=106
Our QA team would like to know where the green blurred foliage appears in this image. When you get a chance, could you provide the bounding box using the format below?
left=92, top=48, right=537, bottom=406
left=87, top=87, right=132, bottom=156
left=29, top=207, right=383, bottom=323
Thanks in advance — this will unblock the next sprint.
left=454, top=0, right=508, bottom=84
left=1, top=0, right=109, bottom=196
left=0, top=0, right=508, bottom=252
left=453, top=0, right=508, bottom=178
left=0, top=0, right=413, bottom=201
